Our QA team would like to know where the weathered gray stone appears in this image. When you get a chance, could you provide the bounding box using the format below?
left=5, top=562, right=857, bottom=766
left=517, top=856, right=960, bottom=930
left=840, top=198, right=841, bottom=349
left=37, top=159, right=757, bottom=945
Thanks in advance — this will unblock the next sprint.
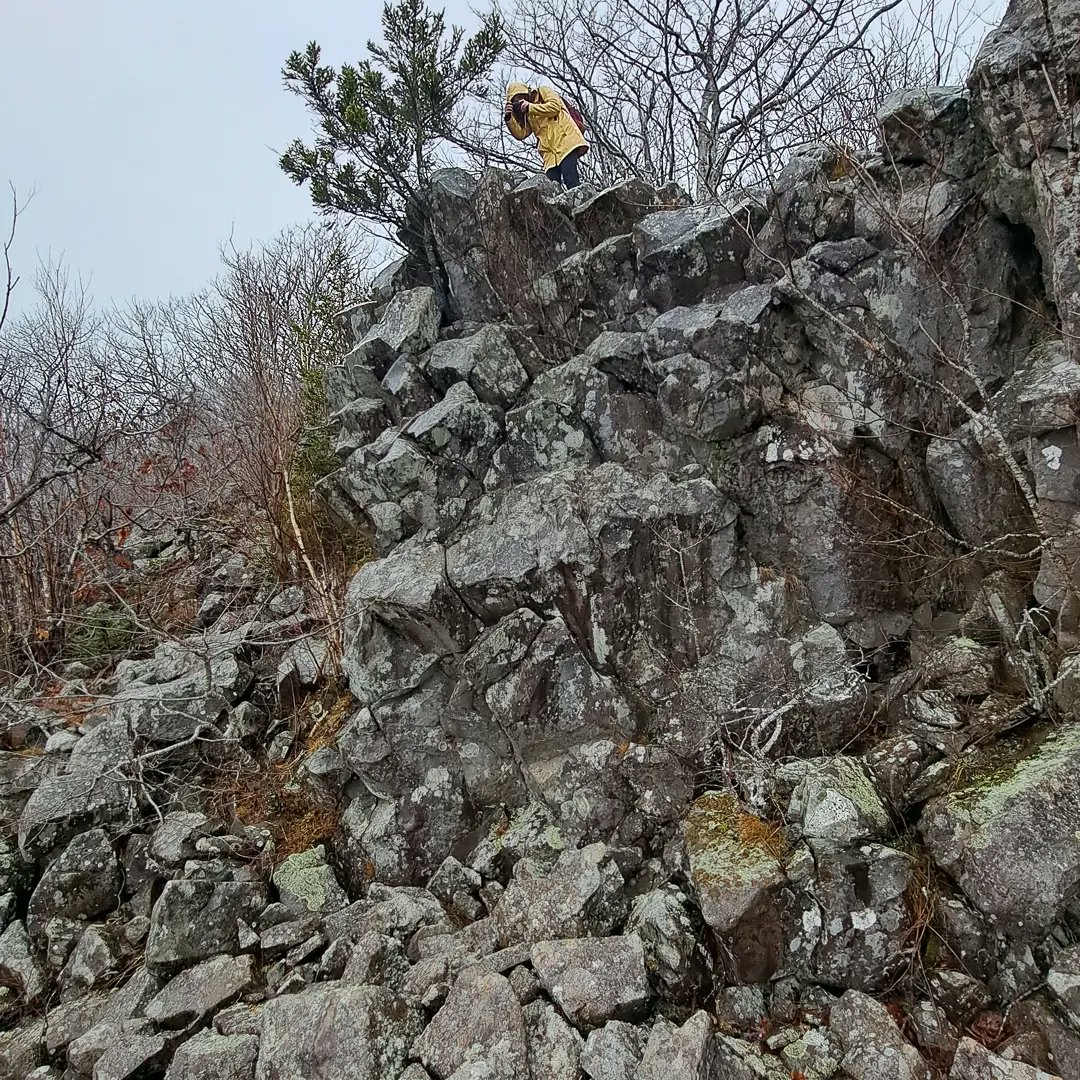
left=46, top=967, right=160, bottom=1054
left=165, top=1031, right=259, bottom=1080
left=354, top=286, right=439, bottom=370
left=797, top=842, right=915, bottom=992
left=1028, top=428, right=1080, bottom=502
left=19, top=718, right=134, bottom=854
left=0, top=1018, right=45, bottom=1080
left=926, top=424, right=1035, bottom=554
left=788, top=757, right=891, bottom=842
left=271, top=846, right=348, bottom=914
left=830, top=990, right=931, bottom=1080
left=86, top=1020, right=170, bottom=1080
left=341, top=931, right=410, bottom=991
left=423, top=325, right=530, bottom=409
left=1047, top=944, right=1080, bottom=1025
left=920, top=726, right=1080, bottom=941
left=573, top=177, right=687, bottom=246
left=1006, top=994, right=1080, bottom=1077
left=626, top=887, right=710, bottom=1011
left=275, top=637, right=329, bottom=707
left=684, top=792, right=789, bottom=983
left=411, top=967, right=528, bottom=1080
left=580, top=1021, right=648, bottom=1080
left=447, top=463, right=737, bottom=670
left=255, top=983, right=424, bottom=1080
left=494, top=843, right=626, bottom=946
left=149, top=812, right=215, bottom=867
left=145, top=880, right=268, bottom=974
left=523, top=1000, right=584, bottom=1080
left=144, top=954, right=254, bottom=1030
left=59, top=925, right=120, bottom=996
left=109, top=638, right=252, bottom=744
left=530, top=935, right=650, bottom=1030
left=324, top=886, right=449, bottom=947
left=949, top=1036, right=1059, bottom=1079
left=908, top=1000, right=960, bottom=1062
left=27, top=828, right=120, bottom=939
left=381, top=356, right=437, bottom=421
left=637, top=1011, right=722, bottom=1080
left=778, top=1027, right=842, bottom=1078
left=337, top=772, right=468, bottom=889
left=878, top=86, right=987, bottom=178
left=0, top=919, right=46, bottom=1005
left=633, top=201, right=757, bottom=307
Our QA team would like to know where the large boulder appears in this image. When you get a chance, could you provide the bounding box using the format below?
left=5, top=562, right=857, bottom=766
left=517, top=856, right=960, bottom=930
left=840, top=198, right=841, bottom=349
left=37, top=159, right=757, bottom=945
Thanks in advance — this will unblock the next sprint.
left=636, top=1011, right=722, bottom=1080
left=926, top=424, right=1035, bottom=554
left=530, top=936, right=651, bottom=1030
left=165, top=1031, right=259, bottom=1080
left=109, top=638, right=252, bottom=744
left=145, top=880, right=268, bottom=975
left=0, top=920, right=47, bottom=1006
left=27, top=828, right=121, bottom=940
left=877, top=85, right=988, bottom=178
left=787, top=757, right=891, bottom=842
left=572, top=177, right=688, bottom=247
left=19, top=718, right=135, bottom=855
left=349, top=286, right=440, bottom=376
left=410, top=967, right=529, bottom=1079
left=524, top=1000, right=584, bottom=1080
left=633, top=201, right=760, bottom=307
left=829, top=990, right=931, bottom=1080
left=626, top=887, right=711, bottom=1011
left=421, top=324, right=531, bottom=409
left=794, top=842, right=916, bottom=992
left=684, top=792, right=791, bottom=983
left=950, top=1036, right=1061, bottom=1079
left=255, top=984, right=424, bottom=1080
left=493, top=843, right=626, bottom=947
left=144, top=954, right=254, bottom=1030
left=446, top=464, right=738, bottom=672
left=920, top=726, right=1080, bottom=941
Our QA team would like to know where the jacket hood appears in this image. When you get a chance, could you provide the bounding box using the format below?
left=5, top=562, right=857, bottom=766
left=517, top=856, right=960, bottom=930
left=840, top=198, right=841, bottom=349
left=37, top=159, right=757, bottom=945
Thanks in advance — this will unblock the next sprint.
left=506, top=81, right=530, bottom=101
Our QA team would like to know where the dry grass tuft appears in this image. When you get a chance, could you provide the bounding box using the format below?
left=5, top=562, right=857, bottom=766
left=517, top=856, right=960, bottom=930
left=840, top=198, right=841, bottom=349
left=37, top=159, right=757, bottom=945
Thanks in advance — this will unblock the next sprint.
left=302, top=685, right=353, bottom=755
left=214, top=759, right=340, bottom=864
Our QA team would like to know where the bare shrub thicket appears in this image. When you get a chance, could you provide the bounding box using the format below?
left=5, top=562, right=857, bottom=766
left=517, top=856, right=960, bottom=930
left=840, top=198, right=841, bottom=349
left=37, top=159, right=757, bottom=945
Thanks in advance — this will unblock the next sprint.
left=0, top=212, right=370, bottom=682
left=477, top=0, right=995, bottom=197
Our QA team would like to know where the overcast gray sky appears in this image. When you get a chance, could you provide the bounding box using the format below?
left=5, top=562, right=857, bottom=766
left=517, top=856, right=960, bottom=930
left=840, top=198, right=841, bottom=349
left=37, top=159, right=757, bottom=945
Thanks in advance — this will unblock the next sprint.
left=2, top=0, right=479, bottom=315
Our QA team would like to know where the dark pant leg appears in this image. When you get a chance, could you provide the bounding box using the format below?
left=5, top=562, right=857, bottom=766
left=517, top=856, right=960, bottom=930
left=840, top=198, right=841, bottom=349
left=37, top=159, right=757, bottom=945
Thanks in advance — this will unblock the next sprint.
left=560, top=149, right=582, bottom=189
left=546, top=164, right=561, bottom=184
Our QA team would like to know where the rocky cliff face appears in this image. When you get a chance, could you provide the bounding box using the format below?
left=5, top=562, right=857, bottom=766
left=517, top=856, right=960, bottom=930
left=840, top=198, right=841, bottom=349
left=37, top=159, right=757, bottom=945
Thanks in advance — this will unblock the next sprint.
left=4, top=0, right=1080, bottom=1076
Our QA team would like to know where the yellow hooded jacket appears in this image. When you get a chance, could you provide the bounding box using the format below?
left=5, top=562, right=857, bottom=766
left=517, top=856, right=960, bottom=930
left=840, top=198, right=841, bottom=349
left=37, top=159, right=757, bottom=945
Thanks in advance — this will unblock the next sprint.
left=505, top=81, right=588, bottom=171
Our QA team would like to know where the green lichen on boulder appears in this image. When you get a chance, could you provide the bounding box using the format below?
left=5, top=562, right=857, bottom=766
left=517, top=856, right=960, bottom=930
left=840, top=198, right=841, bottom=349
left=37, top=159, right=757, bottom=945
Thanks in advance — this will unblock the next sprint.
left=920, top=725, right=1080, bottom=941
left=271, top=845, right=348, bottom=914
left=684, top=792, right=786, bottom=934
left=789, top=756, right=891, bottom=842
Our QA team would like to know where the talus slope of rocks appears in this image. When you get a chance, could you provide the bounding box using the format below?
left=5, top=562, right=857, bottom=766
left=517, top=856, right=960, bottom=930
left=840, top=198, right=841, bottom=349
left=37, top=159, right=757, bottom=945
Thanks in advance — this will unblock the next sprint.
left=4, top=0, right=1080, bottom=1075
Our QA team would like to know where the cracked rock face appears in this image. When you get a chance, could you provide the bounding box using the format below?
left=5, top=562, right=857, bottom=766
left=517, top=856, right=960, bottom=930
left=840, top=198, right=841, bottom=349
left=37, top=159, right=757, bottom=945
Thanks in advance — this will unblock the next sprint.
left=8, top=1, right=1080, bottom=1074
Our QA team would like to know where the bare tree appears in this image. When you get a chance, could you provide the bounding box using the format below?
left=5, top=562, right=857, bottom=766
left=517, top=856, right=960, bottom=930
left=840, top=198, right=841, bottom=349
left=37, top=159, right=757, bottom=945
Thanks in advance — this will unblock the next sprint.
left=0, top=220, right=371, bottom=682
left=494, top=0, right=992, bottom=198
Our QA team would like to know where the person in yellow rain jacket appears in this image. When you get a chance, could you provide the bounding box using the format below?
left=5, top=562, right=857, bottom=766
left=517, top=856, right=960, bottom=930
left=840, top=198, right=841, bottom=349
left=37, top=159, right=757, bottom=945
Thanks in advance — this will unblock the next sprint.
left=504, top=80, right=588, bottom=189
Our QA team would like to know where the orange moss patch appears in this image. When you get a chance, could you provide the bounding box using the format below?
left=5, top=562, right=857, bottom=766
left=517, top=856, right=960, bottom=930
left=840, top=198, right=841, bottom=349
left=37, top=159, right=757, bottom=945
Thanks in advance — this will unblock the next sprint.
left=687, top=791, right=788, bottom=861
left=735, top=811, right=787, bottom=862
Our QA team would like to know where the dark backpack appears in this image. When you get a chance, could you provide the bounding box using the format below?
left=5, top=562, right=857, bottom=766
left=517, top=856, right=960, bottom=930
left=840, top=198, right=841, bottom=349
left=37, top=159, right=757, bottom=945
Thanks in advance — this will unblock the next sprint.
left=565, top=100, right=586, bottom=136
left=539, top=86, right=585, bottom=136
